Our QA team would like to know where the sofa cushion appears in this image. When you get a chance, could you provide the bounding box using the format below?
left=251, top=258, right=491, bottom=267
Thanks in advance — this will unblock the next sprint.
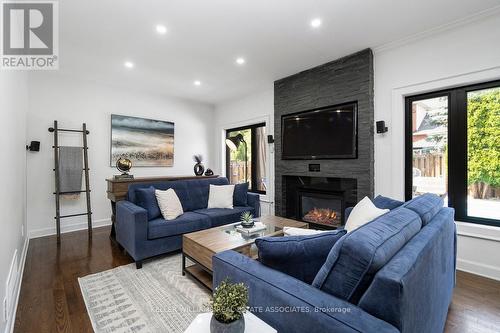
left=344, top=196, right=389, bottom=233
left=256, top=230, right=347, bottom=284
left=312, top=207, right=422, bottom=304
left=233, top=182, right=249, bottom=206
left=208, top=184, right=235, bottom=209
left=155, top=188, right=183, bottom=220
left=403, top=193, right=443, bottom=226
left=283, top=227, right=328, bottom=236
left=135, top=186, right=161, bottom=220
left=147, top=212, right=211, bottom=239
left=185, top=177, right=230, bottom=210
left=373, top=195, right=405, bottom=210
left=129, top=181, right=192, bottom=211
left=194, top=206, right=254, bottom=227
left=345, top=195, right=404, bottom=221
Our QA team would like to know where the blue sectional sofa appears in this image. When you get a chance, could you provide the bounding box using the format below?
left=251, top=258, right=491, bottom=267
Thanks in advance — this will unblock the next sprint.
left=116, top=177, right=260, bottom=268
left=213, top=194, right=456, bottom=333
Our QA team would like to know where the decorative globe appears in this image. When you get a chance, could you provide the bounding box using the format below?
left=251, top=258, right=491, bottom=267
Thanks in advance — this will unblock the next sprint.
left=116, top=157, right=132, bottom=174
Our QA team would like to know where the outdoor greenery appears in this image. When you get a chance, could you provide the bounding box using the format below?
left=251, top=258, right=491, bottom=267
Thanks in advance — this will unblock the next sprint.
left=467, top=88, right=500, bottom=198
left=209, top=279, right=248, bottom=324
left=228, top=129, right=251, bottom=161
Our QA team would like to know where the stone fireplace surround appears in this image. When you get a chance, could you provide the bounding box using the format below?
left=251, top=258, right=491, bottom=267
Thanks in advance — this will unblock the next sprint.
left=274, top=49, right=374, bottom=218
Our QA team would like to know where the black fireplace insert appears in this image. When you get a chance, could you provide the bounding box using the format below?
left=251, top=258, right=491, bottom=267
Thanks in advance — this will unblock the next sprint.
left=298, top=189, right=344, bottom=228
left=283, top=176, right=357, bottom=229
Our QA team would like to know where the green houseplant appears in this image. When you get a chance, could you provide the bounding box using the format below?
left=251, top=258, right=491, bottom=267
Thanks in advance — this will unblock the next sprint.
left=209, top=278, right=249, bottom=333
left=240, top=211, right=255, bottom=228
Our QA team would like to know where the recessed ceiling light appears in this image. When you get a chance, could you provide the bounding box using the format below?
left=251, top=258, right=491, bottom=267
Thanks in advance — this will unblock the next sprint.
left=310, top=18, right=322, bottom=28
left=236, top=57, right=245, bottom=65
left=194, top=80, right=201, bottom=86
left=156, top=24, right=167, bottom=35
left=124, top=61, right=134, bottom=69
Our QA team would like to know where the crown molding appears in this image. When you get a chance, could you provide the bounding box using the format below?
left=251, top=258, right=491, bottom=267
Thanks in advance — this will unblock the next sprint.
left=373, top=6, right=500, bottom=54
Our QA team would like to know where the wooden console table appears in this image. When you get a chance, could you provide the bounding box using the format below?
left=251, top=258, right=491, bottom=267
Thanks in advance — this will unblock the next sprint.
left=106, top=175, right=219, bottom=240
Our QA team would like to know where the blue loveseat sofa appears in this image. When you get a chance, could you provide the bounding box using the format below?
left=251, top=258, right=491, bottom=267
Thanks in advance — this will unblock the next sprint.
left=213, top=194, right=456, bottom=333
left=116, top=177, right=260, bottom=268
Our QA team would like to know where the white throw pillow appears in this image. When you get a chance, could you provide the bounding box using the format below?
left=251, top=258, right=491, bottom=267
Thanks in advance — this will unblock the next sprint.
left=207, top=184, right=235, bottom=209
left=155, top=188, right=184, bottom=220
left=344, top=196, right=389, bottom=233
left=283, top=227, right=327, bottom=236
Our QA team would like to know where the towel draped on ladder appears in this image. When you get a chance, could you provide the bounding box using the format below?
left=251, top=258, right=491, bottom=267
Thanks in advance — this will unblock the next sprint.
left=58, top=146, right=83, bottom=199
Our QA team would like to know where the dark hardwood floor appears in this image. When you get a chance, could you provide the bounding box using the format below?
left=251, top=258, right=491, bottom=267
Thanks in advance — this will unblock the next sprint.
left=14, top=227, right=132, bottom=333
left=14, top=226, right=500, bottom=333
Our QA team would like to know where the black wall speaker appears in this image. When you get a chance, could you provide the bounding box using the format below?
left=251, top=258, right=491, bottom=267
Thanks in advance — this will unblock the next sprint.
left=26, top=141, right=40, bottom=151
left=376, top=121, right=388, bottom=134
left=267, top=135, right=275, bottom=143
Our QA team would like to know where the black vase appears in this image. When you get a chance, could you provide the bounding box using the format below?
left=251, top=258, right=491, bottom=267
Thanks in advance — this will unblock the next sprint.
left=194, top=163, right=205, bottom=176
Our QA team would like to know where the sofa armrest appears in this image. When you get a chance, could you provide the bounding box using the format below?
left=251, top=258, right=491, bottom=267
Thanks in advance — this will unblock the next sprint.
left=213, top=251, right=398, bottom=333
left=116, top=200, right=149, bottom=260
left=247, top=193, right=261, bottom=217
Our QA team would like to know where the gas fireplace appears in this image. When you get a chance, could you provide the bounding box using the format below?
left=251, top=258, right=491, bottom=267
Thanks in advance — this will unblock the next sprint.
left=283, top=176, right=357, bottom=229
left=298, top=190, right=344, bottom=228
left=303, top=208, right=338, bottom=225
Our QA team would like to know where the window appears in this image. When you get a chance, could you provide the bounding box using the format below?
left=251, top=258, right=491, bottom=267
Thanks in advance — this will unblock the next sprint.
left=406, top=80, right=500, bottom=226
left=226, top=123, right=267, bottom=194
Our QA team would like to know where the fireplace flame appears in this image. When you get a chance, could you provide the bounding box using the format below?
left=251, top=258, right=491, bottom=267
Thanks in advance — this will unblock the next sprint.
left=303, top=208, right=339, bottom=225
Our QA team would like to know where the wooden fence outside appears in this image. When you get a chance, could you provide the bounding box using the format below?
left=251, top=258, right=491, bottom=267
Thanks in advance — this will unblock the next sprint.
left=413, top=154, right=445, bottom=177
left=229, top=161, right=250, bottom=185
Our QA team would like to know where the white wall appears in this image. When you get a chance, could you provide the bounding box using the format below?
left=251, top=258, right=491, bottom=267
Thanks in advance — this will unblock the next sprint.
left=374, top=13, right=500, bottom=280
left=0, top=72, right=29, bottom=333
left=27, top=73, right=215, bottom=238
left=214, top=86, right=275, bottom=214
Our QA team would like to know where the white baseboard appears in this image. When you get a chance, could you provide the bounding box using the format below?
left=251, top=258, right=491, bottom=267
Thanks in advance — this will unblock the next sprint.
left=457, top=258, right=500, bottom=281
left=28, top=218, right=111, bottom=239
left=5, top=236, right=29, bottom=333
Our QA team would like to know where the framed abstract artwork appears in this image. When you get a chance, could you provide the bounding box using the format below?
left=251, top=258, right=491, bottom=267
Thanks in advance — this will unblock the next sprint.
left=110, top=114, right=174, bottom=167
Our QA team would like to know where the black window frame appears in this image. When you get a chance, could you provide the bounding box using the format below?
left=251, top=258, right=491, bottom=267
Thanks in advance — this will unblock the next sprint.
left=405, top=79, right=500, bottom=227
left=226, top=122, right=267, bottom=195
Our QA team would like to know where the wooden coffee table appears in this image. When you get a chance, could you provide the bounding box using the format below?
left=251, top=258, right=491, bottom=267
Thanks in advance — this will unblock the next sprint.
left=182, top=215, right=308, bottom=290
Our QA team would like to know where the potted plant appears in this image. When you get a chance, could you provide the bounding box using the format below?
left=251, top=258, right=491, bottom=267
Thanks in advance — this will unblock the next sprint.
left=240, top=211, right=255, bottom=228
left=209, top=278, right=249, bottom=333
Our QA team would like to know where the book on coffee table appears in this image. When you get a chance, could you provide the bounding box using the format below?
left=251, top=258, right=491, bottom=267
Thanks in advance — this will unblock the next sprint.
left=236, top=222, right=267, bottom=235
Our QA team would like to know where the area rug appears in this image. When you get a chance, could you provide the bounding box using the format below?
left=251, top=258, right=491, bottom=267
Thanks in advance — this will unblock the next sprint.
left=79, top=254, right=210, bottom=333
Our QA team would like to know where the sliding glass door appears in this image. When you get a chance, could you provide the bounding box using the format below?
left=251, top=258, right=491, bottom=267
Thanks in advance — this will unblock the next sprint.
left=406, top=80, right=500, bottom=226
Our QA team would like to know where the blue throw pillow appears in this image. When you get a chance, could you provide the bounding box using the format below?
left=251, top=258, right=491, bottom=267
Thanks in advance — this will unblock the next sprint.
left=256, top=230, right=347, bottom=284
left=373, top=195, right=404, bottom=210
left=233, top=182, right=249, bottom=206
left=135, top=186, right=161, bottom=220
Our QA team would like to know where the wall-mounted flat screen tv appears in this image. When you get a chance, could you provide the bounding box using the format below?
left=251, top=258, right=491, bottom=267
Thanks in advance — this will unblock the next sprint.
left=281, top=102, right=357, bottom=159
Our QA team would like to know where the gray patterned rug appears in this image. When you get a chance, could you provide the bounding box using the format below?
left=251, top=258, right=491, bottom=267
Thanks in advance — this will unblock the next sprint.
left=79, top=254, right=210, bottom=333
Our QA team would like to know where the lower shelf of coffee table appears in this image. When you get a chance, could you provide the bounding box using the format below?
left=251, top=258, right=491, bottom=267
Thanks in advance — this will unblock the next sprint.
left=184, top=264, right=213, bottom=290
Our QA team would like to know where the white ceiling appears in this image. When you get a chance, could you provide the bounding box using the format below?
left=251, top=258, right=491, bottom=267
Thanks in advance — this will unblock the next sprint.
left=56, top=0, right=500, bottom=104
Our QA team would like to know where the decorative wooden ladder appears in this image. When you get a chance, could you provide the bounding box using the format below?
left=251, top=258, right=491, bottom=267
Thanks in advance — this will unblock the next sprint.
left=49, top=120, right=92, bottom=243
